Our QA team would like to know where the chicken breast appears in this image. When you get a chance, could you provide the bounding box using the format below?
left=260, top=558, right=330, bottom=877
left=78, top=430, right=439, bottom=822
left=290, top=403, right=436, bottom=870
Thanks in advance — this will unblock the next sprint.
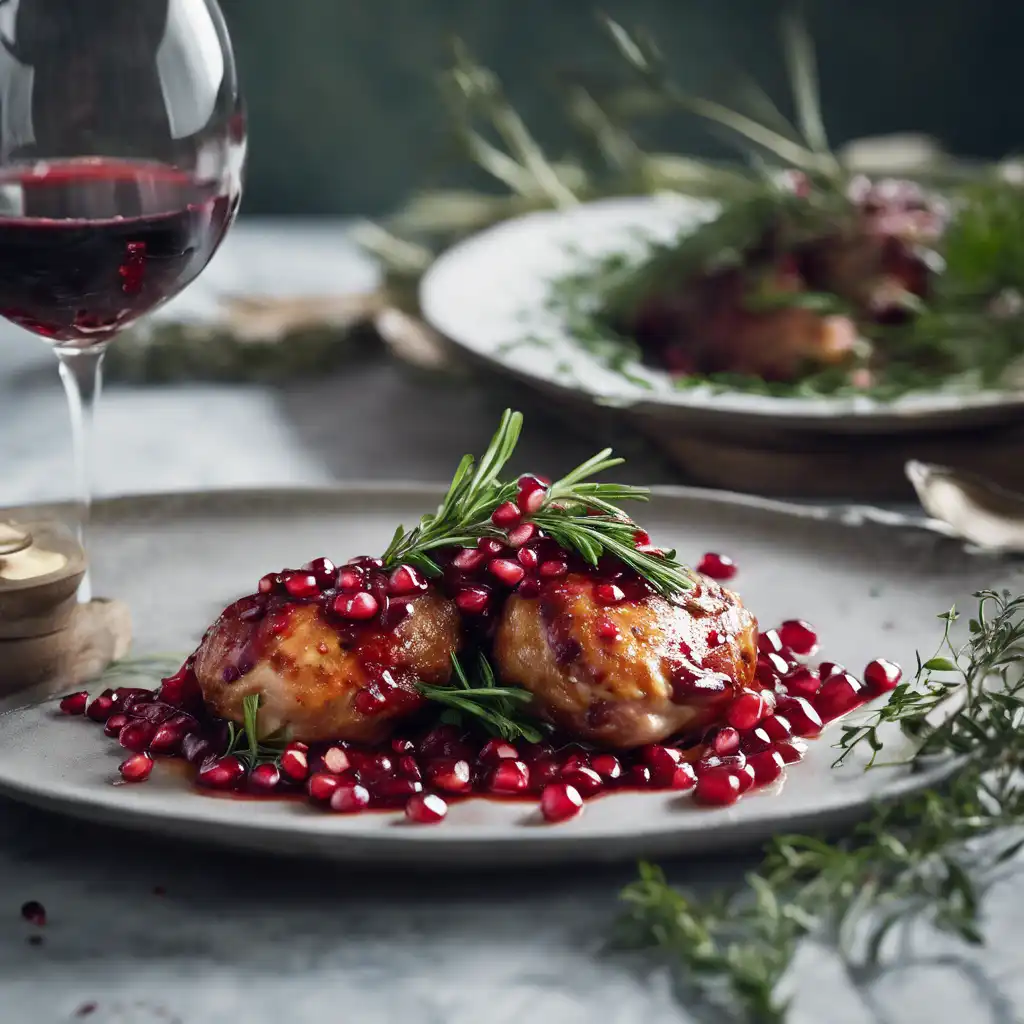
left=194, top=592, right=461, bottom=743
left=493, top=571, right=758, bottom=748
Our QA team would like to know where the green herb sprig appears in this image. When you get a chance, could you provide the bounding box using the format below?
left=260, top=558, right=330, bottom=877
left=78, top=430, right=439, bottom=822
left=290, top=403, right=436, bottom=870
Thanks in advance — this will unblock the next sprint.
left=224, top=693, right=289, bottom=769
left=615, top=590, right=1024, bottom=1022
left=417, top=653, right=545, bottom=744
left=381, top=408, right=694, bottom=598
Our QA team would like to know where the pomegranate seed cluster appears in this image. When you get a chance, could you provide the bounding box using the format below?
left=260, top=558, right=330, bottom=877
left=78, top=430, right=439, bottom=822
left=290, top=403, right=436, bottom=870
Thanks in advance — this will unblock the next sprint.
left=62, top=604, right=902, bottom=820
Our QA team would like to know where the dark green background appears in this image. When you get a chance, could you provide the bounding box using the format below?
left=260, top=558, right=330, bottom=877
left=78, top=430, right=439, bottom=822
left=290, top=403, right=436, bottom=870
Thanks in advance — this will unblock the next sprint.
left=220, top=0, right=1022, bottom=216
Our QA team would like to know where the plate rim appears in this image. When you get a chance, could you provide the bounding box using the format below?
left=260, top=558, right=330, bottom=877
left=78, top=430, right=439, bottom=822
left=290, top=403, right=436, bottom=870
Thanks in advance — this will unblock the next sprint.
left=419, top=194, right=1024, bottom=429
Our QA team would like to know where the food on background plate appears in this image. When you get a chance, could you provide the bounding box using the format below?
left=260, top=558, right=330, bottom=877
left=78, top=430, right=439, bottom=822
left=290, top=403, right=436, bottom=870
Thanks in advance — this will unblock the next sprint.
left=61, top=411, right=902, bottom=824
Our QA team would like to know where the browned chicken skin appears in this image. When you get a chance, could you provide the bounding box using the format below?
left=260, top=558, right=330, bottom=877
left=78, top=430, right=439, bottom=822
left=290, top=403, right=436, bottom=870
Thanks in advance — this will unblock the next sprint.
left=493, top=572, right=758, bottom=749
left=194, top=592, right=461, bottom=744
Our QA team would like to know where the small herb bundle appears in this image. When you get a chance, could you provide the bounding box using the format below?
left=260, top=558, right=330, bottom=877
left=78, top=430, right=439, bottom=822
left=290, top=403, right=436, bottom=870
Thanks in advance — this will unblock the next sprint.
left=615, top=590, right=1024, bottom=1022
left=224, top=694, right=289, bottom=769
left=418, top=653, right=545, bottom=743
left=381, top=407, right=695, bottom=598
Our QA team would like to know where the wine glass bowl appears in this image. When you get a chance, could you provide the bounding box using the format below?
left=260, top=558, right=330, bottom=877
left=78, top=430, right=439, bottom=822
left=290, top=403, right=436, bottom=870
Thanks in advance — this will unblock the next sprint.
left=0, top=0, right=246, bottom=599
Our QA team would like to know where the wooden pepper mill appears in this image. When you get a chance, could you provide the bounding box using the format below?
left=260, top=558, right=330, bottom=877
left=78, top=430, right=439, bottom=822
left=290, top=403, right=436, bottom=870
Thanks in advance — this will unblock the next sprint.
left=0, top=519, right=131, bottom=697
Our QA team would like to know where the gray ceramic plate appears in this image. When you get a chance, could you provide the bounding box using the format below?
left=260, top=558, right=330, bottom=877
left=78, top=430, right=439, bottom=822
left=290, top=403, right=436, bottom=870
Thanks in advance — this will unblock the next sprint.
left=420, top=196, right=1024, bottom=434
left=0, top=486, right=1013, bottom=865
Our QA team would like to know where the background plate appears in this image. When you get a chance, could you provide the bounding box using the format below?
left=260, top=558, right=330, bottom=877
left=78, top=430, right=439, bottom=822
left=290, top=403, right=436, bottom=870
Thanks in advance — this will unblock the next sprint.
left=0, top=486, right=1015, bottom=865
left=420, top=196, right=1024, bottom=434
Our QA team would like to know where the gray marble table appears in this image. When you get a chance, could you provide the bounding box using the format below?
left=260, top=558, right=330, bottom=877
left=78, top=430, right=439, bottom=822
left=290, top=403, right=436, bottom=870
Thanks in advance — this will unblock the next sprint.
left=0, top=222, right=1019, bottom=1024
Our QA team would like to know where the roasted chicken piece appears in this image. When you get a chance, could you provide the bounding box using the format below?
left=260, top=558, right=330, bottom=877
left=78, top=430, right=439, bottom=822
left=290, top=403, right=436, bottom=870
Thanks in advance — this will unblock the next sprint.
left=194, top=590, right=462, bottom=744
left=493, top=571, right=758, bottom=749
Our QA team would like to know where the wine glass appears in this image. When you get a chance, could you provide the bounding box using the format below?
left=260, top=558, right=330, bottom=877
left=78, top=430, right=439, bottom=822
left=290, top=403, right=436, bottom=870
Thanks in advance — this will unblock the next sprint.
left=0, top=0, right=246, bottom=601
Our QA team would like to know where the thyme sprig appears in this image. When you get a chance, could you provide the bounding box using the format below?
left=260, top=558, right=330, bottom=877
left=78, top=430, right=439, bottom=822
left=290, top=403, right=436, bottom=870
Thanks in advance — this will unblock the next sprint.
left=417, top=653, right=545, bottom=744
left=615, top=589, right=1024, bottom=1022
left=381, top=408, right=694, bottom=597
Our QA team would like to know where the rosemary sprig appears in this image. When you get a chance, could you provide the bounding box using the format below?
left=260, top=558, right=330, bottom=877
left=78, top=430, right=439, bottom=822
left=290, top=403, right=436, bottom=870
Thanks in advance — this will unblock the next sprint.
left=224, top=693, right=289, bottom=768
left=615, top=590, right=1024, bottom=1022
left=381, top=408, right=694, bottom=597
left=417, top=653, right=545, bottom=744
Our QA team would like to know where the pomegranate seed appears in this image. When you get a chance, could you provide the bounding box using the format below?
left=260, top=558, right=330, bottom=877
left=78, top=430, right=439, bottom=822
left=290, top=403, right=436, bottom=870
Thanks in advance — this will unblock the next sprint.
left=538, top=559, right=568, bottom=578
left=479, top=739, right=519, bottom=764
left=397, top=755, right=422, bottom=781
left=517, top=547, right=539, bottom=569
left=641, top=744, right=684, bottom=787
left=817, top=661, right=845, bottom=683
left=426, top=758, right=472, bottom=793
left=455, top=586, right=490, bottom=614
left=697, top=552, right=736, bottom=580
left=149, top=722, right=186, bottom=755
left=594, top=583, right=625, bottom=605
left=197, top=756, right=246, bottom=790
left=356, top=753, right=394, bottom=787
left=103, top=713, right=128, bottom=738
left=303, top=557, right=336, bottom=585
left=694, top=770, right=742, bottom=806
left=489, top=760, right=530, bottom=794
left=308, top=772, right=343, bottom=803
left=815, top=673, right=864, bottom=721
left=478, top=537, right=505, bottom=556
left=86, top=694, right=115, bottom=722
left=284, top=573, right=319, bottom=599
left=864, top=658, right=902, bottom=694
left=279, top=746, right=309, bottom=783
left=670, top=763, right=698, bottom=790
left=561, top=765, right=603, bottom=796
left=21, top=901, right=46, bottom=926
left=779, top=620, right=819, bottom=656
left=354, top=688, right=387, bottom=715
left=332, top=592, right=379, bottom=621
left=756, top=652, right=790, bottom=686
left=776, top=738, right=808, bottom=764
left=560, top=750, right=591, bottom=773
left=330, top=784, right=370, bottom=813
left=516, top=483, right=547, bottom=516
left=634, top=529, right=652, bottom=547
left=391, top=738, right=415, bottom=755
left=488, top=558, right=526, bottom=586
left=249, top=763, right=281, bottom=792
left=374, top=777, right=424, bottom=802
left=491, top=501, right=522, bottom=528
left=739, top=726, right=773, bottom=754
left=735, top=763, right=757, bottom=793
left=388, top=565, right=426, bottom=596
left=748, top=749, right=786, bottom=786
left=591, top=753, right=622, bottom=780
left=627, top=764, right=653, bottom=787
left=517, top=577, right=541, bottom=598
left=529, top=758, right=561, bottom=788
left=336, top=568, right=363, bottom=591
left=507, top=523, right=537, bottom=548
left=178, top=734, right=211, bottom=765
left=540, top=782, right=583, bottom=822
left=453, top=548, right=486, bottom=571
left=258, top=573, right=280, bottom=594
left=775, top=696, right=823, bottom=736
left=405, top=793, right=448, bottom=824
left=727, top=690, right=768, bottom=731
left=59, top=691, right=88, bottom=715
left=118, top=721, right=156, bottom=752
left=318, top=747, right=349, bottom=775
left=595, top=617, right=620, bottom=641
left=758, top=630, right=784, bottom=655
left=119, top=753, right=153, bottom=782
left=712, top=727, right=741, bottom=756
left=761, top=715, right=792, bottom=741
left=781, top=666, right=820, bottom=698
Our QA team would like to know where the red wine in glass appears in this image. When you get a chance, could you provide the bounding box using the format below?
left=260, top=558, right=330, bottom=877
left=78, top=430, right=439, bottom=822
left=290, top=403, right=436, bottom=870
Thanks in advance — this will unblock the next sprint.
left=0, top=158, right=238, bottom=345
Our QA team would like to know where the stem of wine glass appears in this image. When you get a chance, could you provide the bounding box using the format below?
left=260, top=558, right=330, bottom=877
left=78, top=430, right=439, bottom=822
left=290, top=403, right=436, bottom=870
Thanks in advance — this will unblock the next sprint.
left=56, top=345, right=107, bottom=605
